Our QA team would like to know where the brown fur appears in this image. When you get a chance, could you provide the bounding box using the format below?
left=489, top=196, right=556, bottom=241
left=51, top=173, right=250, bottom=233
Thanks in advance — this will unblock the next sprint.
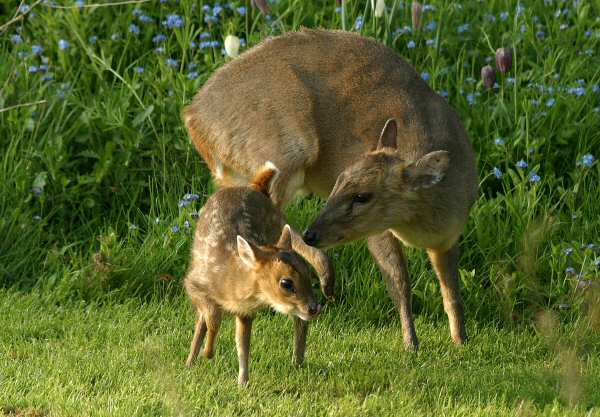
left=183, top=172, right=332, bottom=385
left=182, top=29, right=477, bottom=349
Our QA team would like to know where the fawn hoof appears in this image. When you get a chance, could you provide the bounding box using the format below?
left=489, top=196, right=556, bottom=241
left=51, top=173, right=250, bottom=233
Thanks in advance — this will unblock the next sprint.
left=204, top=350, right=215, bottom=359
left=292, top=355, right=305, bottom=367
left=238, top=376, right=249, bottom=387
left=452, top=334, right=468, bottom=346
left=404, top=333, right=419, bottom=352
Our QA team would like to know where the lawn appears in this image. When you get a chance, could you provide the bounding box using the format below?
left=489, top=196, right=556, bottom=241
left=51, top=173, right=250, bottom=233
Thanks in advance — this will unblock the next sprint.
left=1, top=0, right=599, bottom=416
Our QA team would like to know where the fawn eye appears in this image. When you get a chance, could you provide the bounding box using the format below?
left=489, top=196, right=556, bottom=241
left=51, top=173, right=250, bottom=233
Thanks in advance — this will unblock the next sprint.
left=279, top=278, right=295, bottom=293
left=352, top=193, right=372, bottom=204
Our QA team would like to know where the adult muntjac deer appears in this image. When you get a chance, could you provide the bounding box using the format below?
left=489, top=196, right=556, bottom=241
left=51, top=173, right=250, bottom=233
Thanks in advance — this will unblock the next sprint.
left=183, top=29, right=478, bottom=350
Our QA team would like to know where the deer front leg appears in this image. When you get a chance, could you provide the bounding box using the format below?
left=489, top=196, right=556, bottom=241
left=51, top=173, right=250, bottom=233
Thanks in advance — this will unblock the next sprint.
left=235, top=315, right=253, bottom=386
left=367, top=230, right=419, bottom=351
left=292, top=317, right=309, bottom=366
left=427, top=244, right=467, bottom=345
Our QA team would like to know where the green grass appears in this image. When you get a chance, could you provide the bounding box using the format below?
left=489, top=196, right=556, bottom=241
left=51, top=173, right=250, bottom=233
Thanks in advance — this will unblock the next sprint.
left=1, top=0, right=600, bottom=415
left=2, top=289, right=600, bottom=417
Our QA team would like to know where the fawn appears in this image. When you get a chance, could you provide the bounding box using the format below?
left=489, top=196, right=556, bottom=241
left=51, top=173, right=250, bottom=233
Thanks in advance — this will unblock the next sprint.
left=183, top=29, right=478, bottom=350
left=184, top=163, right=334, bottom=386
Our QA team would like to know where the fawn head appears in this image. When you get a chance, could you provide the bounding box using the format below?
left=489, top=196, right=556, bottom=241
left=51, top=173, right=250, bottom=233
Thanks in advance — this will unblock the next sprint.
left=303, top=119, right=450, bottom=248
left=237, top=225, right=321, bottom=321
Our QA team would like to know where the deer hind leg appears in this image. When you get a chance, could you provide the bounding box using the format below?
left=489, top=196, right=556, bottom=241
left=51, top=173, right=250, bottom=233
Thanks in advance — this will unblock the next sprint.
left=427, top=244, right=467, bottom=345
left=186, top=309, right=207, bottom=367
left=367, top=230, right=419, bottom=351
left=202, top=304, right=223, bottom=359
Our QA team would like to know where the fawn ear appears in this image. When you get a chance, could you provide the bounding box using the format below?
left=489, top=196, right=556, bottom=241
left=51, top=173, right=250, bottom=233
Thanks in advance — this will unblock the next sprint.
left=237, top=235, right=259, bottom=269
left=276, top=224, right=293, bottom=251
left=403, top=151, right=450, bottom=190
left=375, top=119, right=398, bottom=151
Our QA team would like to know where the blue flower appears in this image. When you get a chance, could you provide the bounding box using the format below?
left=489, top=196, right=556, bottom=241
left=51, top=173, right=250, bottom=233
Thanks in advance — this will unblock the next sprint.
left=424, top=21, right=436, bottom=31
left=155, top=46, right=166, bottom=54
left=568, top=87, right=585, bottom=97
left=438, top=91, right=449, bottom=98
left=457, top=23, right=470, bottom=34
left=129, top=223, right=138, bottom=230
left=18, top=4, right=31, bottom=13
left=594, top=259, right=600, bottom=268
left=17, top=51, right=29, bottom=59
left=421, top=72, right=430, bottom=82
left=38, top=64, right=48, bottom=73
left=188, top=63, right=198, bottom=70
left=500, top=11, right=509, bottom=21
left=536, top=31, right=546, bottom=40
left=407, top=40, right=416, bottom=49
left=492, top=167, right=503, bottom=179
left=545, top=98, right=556, bottom=107
left=354, top=16, right=363, bottom=30
left=212, top=5, right=223, bottom=16
left=187, top=71, right=199, bottom=80
left=529, top=172, right=541, bottom=183
left=132, top=7, right=143, bottom=17
left=466, top=93, right=475, bottom=105
left=111, top=33, right=121, bottom=41
left=204, top=15, right=218, bottom=24
left=135, top=66, right=145, bottom=74
left=183, top=193, right=200, bottom=201
left=31, top=45, right=43, bottom=55
left=42, top=73, right=54, bottom=82
left=581, top=154, right=595, bottom=167
left=202, top=5, right=211, bottom=12
left=516, top=160, right=528, bottom=169
left=28, top=65, right=38, bottom=73
left=199, top=32, right=211, bottom=39
left=58, top=39, right=70, bottom=50
left=171, top=225, right=180, bottom=233
left=335, top=6, right=342, bottom=13
left=75, top=0, right=84, bottom=8
left=89, top=35, right=98, bottom=44
left=129, top=24, right=140, bottom=35
left=138, top=15, right=154, bottom=23
left=152, top=34, right=167, bottom=44
left=494, top=138, right=505, bottom=145
left=237, top=6, right=246, bottom=15
left=163, top=14, right=184, bottom=29
left=426, top=39, right=435, bottom=46
left=166, top=58, right=178, bottom=68
left=184, top=220, right=191, bottom=229
left=209, top=40, right=221, bottom=48
left=563, top=247, right=574, bottom=256
left=190, top=41, right=197, bottom=49
left=565, top=267, right=576, bottom=274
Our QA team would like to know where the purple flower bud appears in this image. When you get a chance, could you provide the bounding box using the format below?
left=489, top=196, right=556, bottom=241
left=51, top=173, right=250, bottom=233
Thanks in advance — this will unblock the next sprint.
left=412, top=2, right=423, bottom=31
left=252, top=0, right=270, bottom=14
left=481, top=65, right=496, bottom=90
left=495, top=47, right=513, bottom=74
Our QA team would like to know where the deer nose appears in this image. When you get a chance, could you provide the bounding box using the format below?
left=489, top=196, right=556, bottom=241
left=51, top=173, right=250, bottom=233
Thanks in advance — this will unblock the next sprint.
left=303, top=229, right=319, bottom=246
left=308, top=302, right=321, bottom=316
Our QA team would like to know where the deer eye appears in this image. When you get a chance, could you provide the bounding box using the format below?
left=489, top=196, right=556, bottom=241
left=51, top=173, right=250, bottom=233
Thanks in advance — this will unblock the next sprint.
left=352, top=193, right=373, bottom=204
left=279, top=278, right=295, bottom=294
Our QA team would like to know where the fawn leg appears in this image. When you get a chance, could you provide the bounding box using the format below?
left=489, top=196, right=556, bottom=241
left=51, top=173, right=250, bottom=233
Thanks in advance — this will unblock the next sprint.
left=203, top=307, right=222, bottom=359
left=235, top=315, right=253, bottom=386
left=292, top=317, right=309, bottom=366
left=427, top=244, right=467, bottom=345
left=185, top=311, right=207, bottom=367
left=367, top=230, right=419, bottom=351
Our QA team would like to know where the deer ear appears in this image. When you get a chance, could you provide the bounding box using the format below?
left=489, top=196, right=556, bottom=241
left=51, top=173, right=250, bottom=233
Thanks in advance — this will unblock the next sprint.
left=403, top=151, right=450, bottom=190
left=375, top=119, right=398, bottom=150
left=276, top=224, right=292, bottom=251
left=237, top=235, right=259, bottom=269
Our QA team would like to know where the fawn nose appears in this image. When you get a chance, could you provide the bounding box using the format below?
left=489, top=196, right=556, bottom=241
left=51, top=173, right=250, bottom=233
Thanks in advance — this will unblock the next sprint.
left=303, top=229, right=319, bottom=246
left=308, top=302, right=321, bottom=316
